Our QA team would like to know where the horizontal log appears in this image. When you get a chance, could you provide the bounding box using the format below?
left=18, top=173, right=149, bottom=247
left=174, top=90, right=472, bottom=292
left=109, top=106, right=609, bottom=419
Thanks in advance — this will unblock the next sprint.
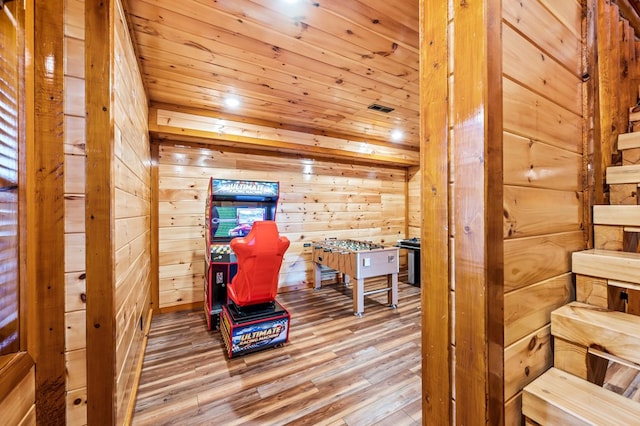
left=504, top=274, right=573, bottom=346
left=150, top=107, right=419, bottom=167
left=504, top=325, right=552, bottom=400
left=504, top=231, right=584, bottom=292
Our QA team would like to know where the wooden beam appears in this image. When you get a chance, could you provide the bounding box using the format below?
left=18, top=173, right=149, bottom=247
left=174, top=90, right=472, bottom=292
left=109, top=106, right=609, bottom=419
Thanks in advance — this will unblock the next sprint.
left=85, top=0, right=116, bottom=424
left=584, top=0, right=598, bottom=249
left=596, top=0, right=613, bottom=205
left=420, top=0, right=450, bottom=423
left=150, top=142, right=160, bottom=315
left=149, top=106, right=420, bottom=167
left=150, top=102, right=420, bottom=153
left=33, top=0, right=66, bottom=422
left=614, top=0, right=640, bottom=37
left=451, top=0, right=504, bottom=423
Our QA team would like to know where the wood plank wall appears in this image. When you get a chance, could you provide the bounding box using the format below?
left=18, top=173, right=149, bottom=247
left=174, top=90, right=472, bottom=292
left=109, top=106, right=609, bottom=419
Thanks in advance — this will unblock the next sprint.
left=65, top=0, right=152, bottom=423
left=64, top=0, right=88, bottom=423
left=113, top=0, right=152, bottom=422
left=502, top=1, right=584, bottom=423
left=407, top=166, right=420, bottom=238
left=156, top=143, right=407, bottom=310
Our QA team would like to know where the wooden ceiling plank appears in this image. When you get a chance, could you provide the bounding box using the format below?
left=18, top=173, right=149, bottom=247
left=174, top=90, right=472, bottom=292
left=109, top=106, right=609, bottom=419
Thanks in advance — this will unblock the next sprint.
left=144, top=0, right=418, bottom=74
left=131, top=28, right=408, bottom=100
left=144, top=79, right=360, bottom=122
left=220, top=0, right=418, bottom=54
left=140, top=59, right=419, bottom=115
left=136, top=43, right=418, bottom=106
left=144, top=82, right=418, bottom=146
left=309, top=0, right=419, bottom=49
left=128, top=0, right=416, bottom=87
left=143, top=65, right=370, bottom=115
left=124, top=0, right=420, bottom=150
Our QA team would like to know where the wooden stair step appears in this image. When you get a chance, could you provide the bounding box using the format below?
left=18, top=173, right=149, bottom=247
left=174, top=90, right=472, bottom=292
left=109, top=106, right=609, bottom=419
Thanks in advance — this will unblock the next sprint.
left=593, top=205, right=640, bottom=227
left=551, top=302, right=640, bottom=365
left=606, top=164, right=640, bottom=184
left=523, top=367, right=640, bottom=425
left=618, top=131, right=640, bottom=150
left=573, top=249, right=640, bottom=285
left=609, top=279, right=640, bottom=293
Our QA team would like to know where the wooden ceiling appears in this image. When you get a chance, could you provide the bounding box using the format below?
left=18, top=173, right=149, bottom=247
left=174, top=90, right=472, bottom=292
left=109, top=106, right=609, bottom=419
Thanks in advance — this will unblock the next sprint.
left=123, top=0, right=420, bottom=162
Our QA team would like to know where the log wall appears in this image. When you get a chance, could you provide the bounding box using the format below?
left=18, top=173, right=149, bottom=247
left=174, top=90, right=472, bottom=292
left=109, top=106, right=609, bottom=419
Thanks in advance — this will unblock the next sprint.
left=407, top=166, right=420, bottom=239
left=64, top=0, right=88, bottom=423
left=156, top=143, right=407, bottom=310
left=502, top=1, right=584, bottom=423
left=113, top=0, right=152, bottom=422
left=65, top=0, right=152, bottom=423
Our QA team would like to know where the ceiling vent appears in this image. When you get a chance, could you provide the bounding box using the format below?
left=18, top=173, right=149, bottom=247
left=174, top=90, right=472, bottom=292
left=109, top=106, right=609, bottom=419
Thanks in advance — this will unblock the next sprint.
left=367, top=103, right=395, bottom=113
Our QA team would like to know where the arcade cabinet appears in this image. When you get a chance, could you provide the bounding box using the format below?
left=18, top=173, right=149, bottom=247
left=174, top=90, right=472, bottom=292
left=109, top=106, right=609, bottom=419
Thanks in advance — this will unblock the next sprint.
left=204, top=178, right=291, bottom=357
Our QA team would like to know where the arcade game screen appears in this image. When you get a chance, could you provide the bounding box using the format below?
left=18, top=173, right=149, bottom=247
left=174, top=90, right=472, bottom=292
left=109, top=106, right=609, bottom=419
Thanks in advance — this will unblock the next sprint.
left=210, top=205, right=266, bottom=239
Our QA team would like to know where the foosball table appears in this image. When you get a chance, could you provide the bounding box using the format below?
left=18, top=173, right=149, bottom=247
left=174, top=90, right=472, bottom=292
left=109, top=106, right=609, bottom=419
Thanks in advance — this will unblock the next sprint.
left=312, top=239, right=399, bottom=316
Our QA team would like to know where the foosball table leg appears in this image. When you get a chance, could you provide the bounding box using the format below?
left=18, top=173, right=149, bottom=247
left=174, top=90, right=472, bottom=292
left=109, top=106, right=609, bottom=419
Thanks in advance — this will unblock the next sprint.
left=353, top=278, right=365, bottom=316
left=313, top=261, right=322, bottom=290
left=387, top=273, right=399, bottom=308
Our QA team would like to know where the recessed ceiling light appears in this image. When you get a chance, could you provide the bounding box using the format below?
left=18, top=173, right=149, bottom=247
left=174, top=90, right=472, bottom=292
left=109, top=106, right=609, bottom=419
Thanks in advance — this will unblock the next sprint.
left=391, top=129, right=404, bottom=142
left=224, top=97, right=240, bottom=109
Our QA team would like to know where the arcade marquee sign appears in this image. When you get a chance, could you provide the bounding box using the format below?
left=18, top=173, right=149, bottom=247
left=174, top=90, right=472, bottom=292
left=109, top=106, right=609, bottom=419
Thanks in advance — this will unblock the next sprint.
left=212, top=179, right=279, bottom=198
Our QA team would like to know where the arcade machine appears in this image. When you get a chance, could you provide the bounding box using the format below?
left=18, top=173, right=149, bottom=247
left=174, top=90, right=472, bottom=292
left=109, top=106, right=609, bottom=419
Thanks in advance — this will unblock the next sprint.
left=204, top=178, right=290, bottom=357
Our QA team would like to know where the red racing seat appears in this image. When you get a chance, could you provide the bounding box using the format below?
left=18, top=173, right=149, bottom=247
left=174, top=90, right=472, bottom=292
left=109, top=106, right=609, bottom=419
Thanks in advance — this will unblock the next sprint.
left=228, top=221, right=290, bottom=307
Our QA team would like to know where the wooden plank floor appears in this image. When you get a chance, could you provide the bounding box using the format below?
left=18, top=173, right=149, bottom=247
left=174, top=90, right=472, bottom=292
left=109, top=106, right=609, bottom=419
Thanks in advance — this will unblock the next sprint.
left=133, top=279, right=422, bottom=425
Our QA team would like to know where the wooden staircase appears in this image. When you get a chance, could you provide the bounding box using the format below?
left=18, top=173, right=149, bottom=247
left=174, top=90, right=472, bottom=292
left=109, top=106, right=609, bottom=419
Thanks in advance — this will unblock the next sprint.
left=522, top=128, right=640, bottom=424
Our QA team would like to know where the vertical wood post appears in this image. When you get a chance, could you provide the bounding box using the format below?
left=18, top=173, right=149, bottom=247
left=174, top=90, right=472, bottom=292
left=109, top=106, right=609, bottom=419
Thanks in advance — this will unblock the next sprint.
left=85, top=0, right=116, bottom=423
left=595, top=0, right=612, bottom=205
left=420, top=0, right=451, bottom=423
left=33, top=0, right=66, bottom=422
left=583, top=0, right=598, bottom=249
left=421, top=0, right=504, bottom=424
left=452, top=1, right=504, bottom=424
left=151, top=142, right=160, bottom=314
